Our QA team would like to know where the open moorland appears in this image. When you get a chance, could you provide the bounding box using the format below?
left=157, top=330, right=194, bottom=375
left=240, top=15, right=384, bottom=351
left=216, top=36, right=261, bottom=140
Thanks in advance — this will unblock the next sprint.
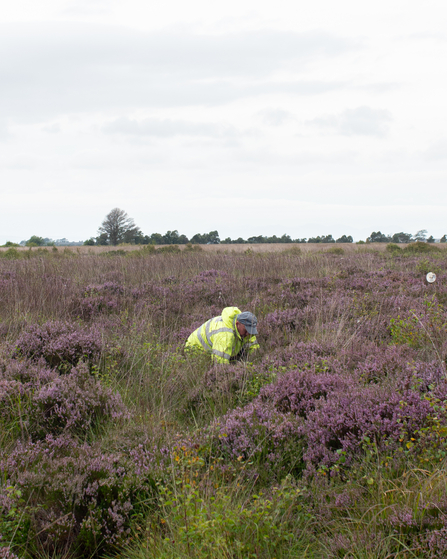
left=2, top=243, right=447, bottom=558
left=0, top=242, right=410, bottom=255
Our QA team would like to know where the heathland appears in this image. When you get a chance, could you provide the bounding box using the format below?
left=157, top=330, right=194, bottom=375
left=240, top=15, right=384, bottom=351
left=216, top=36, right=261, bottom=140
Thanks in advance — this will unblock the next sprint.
left=1, top=242, right=447, bottom=558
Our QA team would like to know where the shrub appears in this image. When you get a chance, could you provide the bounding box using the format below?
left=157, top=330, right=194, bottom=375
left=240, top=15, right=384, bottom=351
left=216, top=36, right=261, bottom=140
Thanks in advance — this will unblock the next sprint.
left=184, top=243, right=204, bottom=252
left=12, top=321, right=103, bottom=370
left=386, top=243, right=401, bottom=254
left=157, top=245, right=181, bottom=254
left=0, top=436, right=157, bottom=555
left=259, top=369, right=348, bottom=418
left=0, top=361, right=128, bottom=440
left=326, top=247, right=344, bottom=255
left=403, top=242, right=440, bottom=254
left=302, top=386, right=433, bottom=472
left=207, top=401, right=305, bottom=482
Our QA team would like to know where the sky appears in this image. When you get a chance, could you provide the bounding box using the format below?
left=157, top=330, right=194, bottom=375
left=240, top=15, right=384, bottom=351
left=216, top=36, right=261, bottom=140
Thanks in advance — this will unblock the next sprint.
left=1, top=0, right=447, bottom=243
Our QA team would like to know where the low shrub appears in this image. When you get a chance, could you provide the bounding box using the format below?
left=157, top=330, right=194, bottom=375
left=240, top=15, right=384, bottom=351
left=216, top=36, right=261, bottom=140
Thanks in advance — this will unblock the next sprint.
left=11, top=321, right=103, bottom=370
left=157, top=245, right=181, bottom=254
left=326, top=247, right=344, bottom=255
left=0, top=361, right=128, bottom=441
left=0, top=435, right=158, bottom=555
left=386, top=243, right=401, bottom=254
left=403, top=242, right=440, bottom=254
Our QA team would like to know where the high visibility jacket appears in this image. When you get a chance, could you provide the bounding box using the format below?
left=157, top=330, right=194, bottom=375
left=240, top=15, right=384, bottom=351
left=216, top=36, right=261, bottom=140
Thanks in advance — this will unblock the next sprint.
left=185, top=306, right=260, bottom=364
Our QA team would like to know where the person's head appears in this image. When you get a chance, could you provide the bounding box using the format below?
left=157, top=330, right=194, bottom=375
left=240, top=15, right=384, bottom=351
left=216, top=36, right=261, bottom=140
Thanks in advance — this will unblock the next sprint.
left=236, top=311, right=258, bottom=338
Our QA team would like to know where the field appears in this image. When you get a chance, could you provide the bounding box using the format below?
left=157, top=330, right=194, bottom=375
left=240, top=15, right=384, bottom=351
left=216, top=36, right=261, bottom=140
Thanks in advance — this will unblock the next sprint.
left=1, top=243, right=447, bottom=558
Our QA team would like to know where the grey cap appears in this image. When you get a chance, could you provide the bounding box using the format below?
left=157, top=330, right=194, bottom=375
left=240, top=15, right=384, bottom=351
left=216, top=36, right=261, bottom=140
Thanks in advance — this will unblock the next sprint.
left=237, top=311, right=258, bottom=335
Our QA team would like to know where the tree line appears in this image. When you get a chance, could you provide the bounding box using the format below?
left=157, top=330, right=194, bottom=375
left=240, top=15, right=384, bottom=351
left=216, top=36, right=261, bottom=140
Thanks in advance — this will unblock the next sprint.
left=6, top=209, right=446, bottom=247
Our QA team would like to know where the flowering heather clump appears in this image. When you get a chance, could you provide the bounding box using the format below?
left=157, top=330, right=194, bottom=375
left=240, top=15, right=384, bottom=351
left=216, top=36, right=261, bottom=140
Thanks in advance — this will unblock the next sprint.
left=0, top=538, right=19, bottom=559
left=0, top=435, right=157, bottom=554
left=210, top=401, right=305, bottom=480
left=303, top=386, right=433, bottom=470
left=0, top=361, right=128, bottom=440
left=259, top=369, right=348, bottom=418
left=353, top=344, right=417, bottom=383
left=427, top=528, right=447, bottom=556
left=11, top=320, right=103, bottom=370
left=207, top=367, right=437, bottom=478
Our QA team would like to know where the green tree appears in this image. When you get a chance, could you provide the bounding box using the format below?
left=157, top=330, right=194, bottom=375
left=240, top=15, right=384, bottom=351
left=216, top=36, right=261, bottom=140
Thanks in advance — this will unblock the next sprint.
left=391, top=232, right=412, bottom=243
left=367, top=231, right=391, bottom=243
left=98, top=208, right=140, bottom=246
left=96, top=232, right=109, bottom=245
left=336, top=235, right=353, bottom=243
left=26, top=235, right=46, bottom=246
left=413, top=229, right=428, bottom=242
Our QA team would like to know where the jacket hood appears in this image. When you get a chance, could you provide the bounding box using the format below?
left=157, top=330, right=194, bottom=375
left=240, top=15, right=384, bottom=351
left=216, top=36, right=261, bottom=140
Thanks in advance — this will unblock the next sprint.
left=221, top=306, right=241, bottom=329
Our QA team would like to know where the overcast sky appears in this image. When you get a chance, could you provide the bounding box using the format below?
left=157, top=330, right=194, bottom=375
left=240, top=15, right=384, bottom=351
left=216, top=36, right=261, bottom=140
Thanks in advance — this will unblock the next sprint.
left=1, top=0, right=447, bottom=243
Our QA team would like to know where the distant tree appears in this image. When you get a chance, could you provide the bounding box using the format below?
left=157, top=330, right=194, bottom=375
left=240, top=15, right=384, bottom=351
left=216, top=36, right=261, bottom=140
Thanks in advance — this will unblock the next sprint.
left=413, top=229, right=428, bottom=242
left=207, top=231, right=220, bottom=244
left=96, top=232, right=109, bottom=246
left=131, top=231, right=149, bottom=245
left=247, top=235, right=265, bottom=243
left=84, top=238, right=95, bottom=246
left=159, top=230, right=189, bottom=244
left=280, top=234, right=293, bottom=243
left=149, top=233, right=164, bottom=245
left=427, top=235, right=435, bottom=243
left=336, top=235, right=353, bottom=243
left=26, top=235, right=46, bottom=246
left=367, top=231, right=391, bottom=243
left=189, top=233, right=204, bottom=244
left=308, top=235, right=335, bottom=243
left=440, top=235, right=447, bottom=243
left=391, top=232, right=412, bottom=243
left=98, top=208, right=140, bottom=246
left=190, top=231, right=220, bottom=244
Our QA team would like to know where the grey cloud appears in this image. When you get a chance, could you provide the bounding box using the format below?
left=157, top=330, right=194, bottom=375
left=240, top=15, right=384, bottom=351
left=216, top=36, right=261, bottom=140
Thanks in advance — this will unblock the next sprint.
left=102, top=116, right=238, bottom=138
left=308, top=106, right=392, bottom=137
left=0, top=23, right=357, bottom=120
left=257, top=108, right=295, bottom=126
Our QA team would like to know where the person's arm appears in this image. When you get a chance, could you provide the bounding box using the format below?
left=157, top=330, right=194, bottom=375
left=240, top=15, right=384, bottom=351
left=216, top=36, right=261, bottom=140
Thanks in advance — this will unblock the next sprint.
left=244, top=335, right=260, bottom=355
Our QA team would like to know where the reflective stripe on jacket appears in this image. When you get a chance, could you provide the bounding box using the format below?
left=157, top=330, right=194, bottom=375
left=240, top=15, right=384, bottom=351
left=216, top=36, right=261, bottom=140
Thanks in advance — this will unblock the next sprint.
left=185, top=306, right=260, bottom=363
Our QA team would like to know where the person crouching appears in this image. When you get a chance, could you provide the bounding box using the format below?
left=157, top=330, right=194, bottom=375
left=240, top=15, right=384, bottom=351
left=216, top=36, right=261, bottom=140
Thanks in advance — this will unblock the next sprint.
left=185, top=307, right=259, bottom=363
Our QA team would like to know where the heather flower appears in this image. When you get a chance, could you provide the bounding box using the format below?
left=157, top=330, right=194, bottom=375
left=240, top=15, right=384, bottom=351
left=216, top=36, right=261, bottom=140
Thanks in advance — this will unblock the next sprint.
left=0, top=360, right=128, bottom=440
left=11, top=321, right=103, bottom=370
left=0, top=435, right=157, bottom=554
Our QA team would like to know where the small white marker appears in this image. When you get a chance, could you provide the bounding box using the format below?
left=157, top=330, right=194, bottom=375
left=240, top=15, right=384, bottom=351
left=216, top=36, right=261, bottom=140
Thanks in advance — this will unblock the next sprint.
left=426, top=272, right=436, bottom=283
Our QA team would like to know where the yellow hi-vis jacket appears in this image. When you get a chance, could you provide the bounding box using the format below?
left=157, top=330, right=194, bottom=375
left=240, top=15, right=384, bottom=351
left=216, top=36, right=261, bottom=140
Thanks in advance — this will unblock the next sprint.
left=185, top=306, right=260, bottom=364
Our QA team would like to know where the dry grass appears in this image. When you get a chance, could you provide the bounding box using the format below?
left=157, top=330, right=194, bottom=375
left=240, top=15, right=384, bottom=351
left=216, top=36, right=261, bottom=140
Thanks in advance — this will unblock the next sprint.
left=1, top=242, right=437, bottom=255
